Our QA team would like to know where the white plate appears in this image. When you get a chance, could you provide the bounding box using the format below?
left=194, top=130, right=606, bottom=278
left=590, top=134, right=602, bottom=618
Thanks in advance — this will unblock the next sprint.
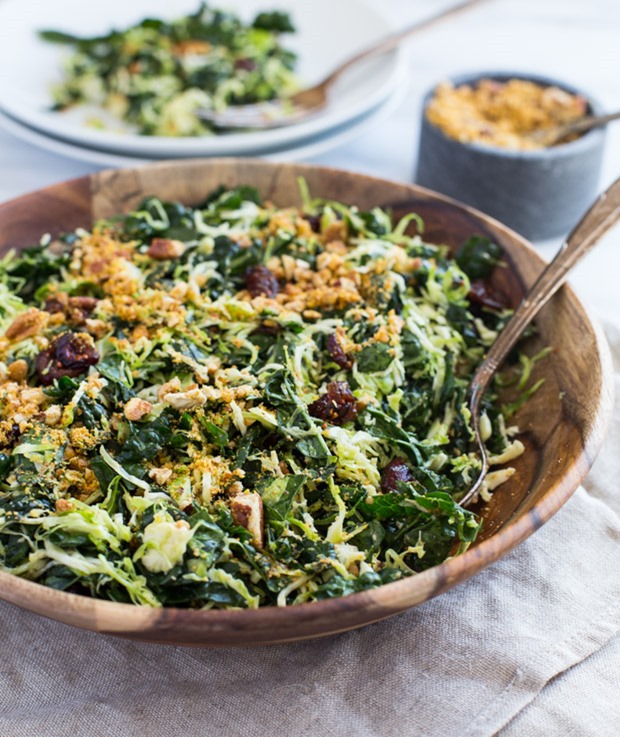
left=0, top=0, right=402, bottom=157
left=0, top=81, right=405, bottom=168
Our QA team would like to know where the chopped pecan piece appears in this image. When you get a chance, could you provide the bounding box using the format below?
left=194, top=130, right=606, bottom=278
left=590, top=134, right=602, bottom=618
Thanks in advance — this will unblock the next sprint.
left=43, top=404, right=62, bottom=426
left=148, top=467, right=173, bottom=485
left=147, top=238, right=186, bottom=260
left=172, top=39, right=212, bottom=56
left=55, top=499, right=75, bottom=513
left=231, top=492, right=264, bottom=549
left=322, top=220, right=347, bottom=244
left=69, top=296, right=98, bottom=314
left=7, top=359, right=28, bottom=383
left=84, top=318, right=109, bottom=339
left=123, top=397, right=153, bottom=421
left=44, top=294, right=99, bottom=325
left=5, top=309, right=48, bottom=342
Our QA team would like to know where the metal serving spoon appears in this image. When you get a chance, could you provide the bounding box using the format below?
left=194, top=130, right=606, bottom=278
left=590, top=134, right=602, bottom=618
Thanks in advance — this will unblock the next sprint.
left=527, top=110, right=620, bottom=147
left=462, top=176, right=620, bottom=507
left=196, top=0, right=490, bottom=130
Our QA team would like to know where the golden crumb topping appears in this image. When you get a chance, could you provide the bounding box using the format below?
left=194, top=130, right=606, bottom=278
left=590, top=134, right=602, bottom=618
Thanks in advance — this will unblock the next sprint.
left=426, top=78, right=588, bottom=150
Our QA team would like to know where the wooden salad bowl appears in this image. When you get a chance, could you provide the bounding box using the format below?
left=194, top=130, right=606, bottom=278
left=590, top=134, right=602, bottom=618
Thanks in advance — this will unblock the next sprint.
left=0, top=159, right=613, bottom=647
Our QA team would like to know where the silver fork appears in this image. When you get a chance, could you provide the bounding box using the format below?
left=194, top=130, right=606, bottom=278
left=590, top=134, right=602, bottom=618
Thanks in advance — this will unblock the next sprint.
left=196, top=0, right=490, bottom=130
left=461, top=177, right=620, bottom=507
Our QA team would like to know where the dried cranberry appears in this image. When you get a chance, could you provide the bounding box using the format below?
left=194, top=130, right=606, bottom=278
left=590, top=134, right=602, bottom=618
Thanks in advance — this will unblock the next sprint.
left=2, top=423, right=21, bottom=448
left=234, top=58, right=257, bottom=72
left=252, top=321, right=282, bottom=337
left=468, top=281, right=507, bottom=312
left=327, top=333, right=352, bottom=370
left=308, top=381, right=358, bottom=426
left=34, top=349, right=54, bottom=384
left=44, top=295, right=67, bottom=314
left=302, top=209, right=342, bottom=234
left=380, top=458, right=414, bottom=493
left=303, top=213, right=322, bottom=233
left=35, top=332, right=100, bottom=386
left=55, top=333, right=99, bottom=369
left=245, top=265, right=279, bottom=298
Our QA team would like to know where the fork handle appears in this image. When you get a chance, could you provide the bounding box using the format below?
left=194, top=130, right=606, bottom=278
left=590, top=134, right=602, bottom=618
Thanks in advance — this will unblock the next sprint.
left=469, top=176, right=620, bottom=409
left=322, top=0, right=491, bottom=87
left=461, top=177, right=620, bottom=508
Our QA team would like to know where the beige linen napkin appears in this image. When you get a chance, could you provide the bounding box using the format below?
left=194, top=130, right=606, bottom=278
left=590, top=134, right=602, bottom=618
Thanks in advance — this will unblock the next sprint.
left=1, top=320, right=619, bottom=737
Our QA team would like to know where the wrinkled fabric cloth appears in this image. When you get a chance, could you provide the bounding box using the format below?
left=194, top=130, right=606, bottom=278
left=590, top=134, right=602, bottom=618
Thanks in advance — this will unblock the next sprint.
left=1, top=319, right=619, bottom=737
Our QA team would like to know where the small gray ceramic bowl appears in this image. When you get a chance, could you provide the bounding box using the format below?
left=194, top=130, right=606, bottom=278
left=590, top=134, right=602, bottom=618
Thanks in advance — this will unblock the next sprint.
left=415, top=71, right=606, bottom=241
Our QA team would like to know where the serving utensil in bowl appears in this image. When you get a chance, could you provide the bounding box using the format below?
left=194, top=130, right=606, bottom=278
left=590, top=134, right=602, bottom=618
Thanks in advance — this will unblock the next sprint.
left=462, top=177, right=620, bottom=506
left=196, top=0, right=490, bottom=130
left=0, top=160, right=613, bottom=646
left=526, top=109, right=620, bottom=148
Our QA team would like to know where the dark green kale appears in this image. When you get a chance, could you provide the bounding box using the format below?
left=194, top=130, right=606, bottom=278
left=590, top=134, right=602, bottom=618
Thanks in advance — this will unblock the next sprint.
left=252, top=11, right=295, bottom=33
left=455, top=236, right=503, bottom=279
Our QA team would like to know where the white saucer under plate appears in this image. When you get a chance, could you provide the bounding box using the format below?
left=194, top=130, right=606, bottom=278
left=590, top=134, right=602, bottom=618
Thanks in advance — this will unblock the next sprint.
left=0, top=0, right=403, bottom=158
left=0, top=80, right=405, bottom=168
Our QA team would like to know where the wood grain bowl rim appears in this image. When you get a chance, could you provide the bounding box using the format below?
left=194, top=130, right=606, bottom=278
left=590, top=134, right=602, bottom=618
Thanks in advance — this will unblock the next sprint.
left=0, top=159, right=614, bottom=647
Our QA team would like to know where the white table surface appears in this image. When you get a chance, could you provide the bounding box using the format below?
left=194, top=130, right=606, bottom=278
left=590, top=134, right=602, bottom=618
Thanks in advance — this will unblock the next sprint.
left=0, top=2, right=619, bottom=733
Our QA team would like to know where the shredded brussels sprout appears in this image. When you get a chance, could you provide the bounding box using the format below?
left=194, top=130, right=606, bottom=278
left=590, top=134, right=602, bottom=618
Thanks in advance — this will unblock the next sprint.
left=0, top=183, right=538, bottom=609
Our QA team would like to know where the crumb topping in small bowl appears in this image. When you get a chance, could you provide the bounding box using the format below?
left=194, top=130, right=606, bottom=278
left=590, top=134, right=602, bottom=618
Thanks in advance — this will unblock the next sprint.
left=426, top=77, right=588, bottom=150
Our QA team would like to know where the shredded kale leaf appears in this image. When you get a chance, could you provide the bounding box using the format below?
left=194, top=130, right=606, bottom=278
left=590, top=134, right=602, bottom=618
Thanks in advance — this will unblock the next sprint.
left=456, top=236, right=503, bottom=279
left=0, top=183, right=537, bottom=609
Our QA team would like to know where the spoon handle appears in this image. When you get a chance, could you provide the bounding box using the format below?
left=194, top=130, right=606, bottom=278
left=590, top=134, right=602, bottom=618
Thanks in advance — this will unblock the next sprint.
left=544, top=110, right=620, bottom=146
left=322, top=0, right=490, bottom=87
left=469, top=176, right=620, bottom=409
